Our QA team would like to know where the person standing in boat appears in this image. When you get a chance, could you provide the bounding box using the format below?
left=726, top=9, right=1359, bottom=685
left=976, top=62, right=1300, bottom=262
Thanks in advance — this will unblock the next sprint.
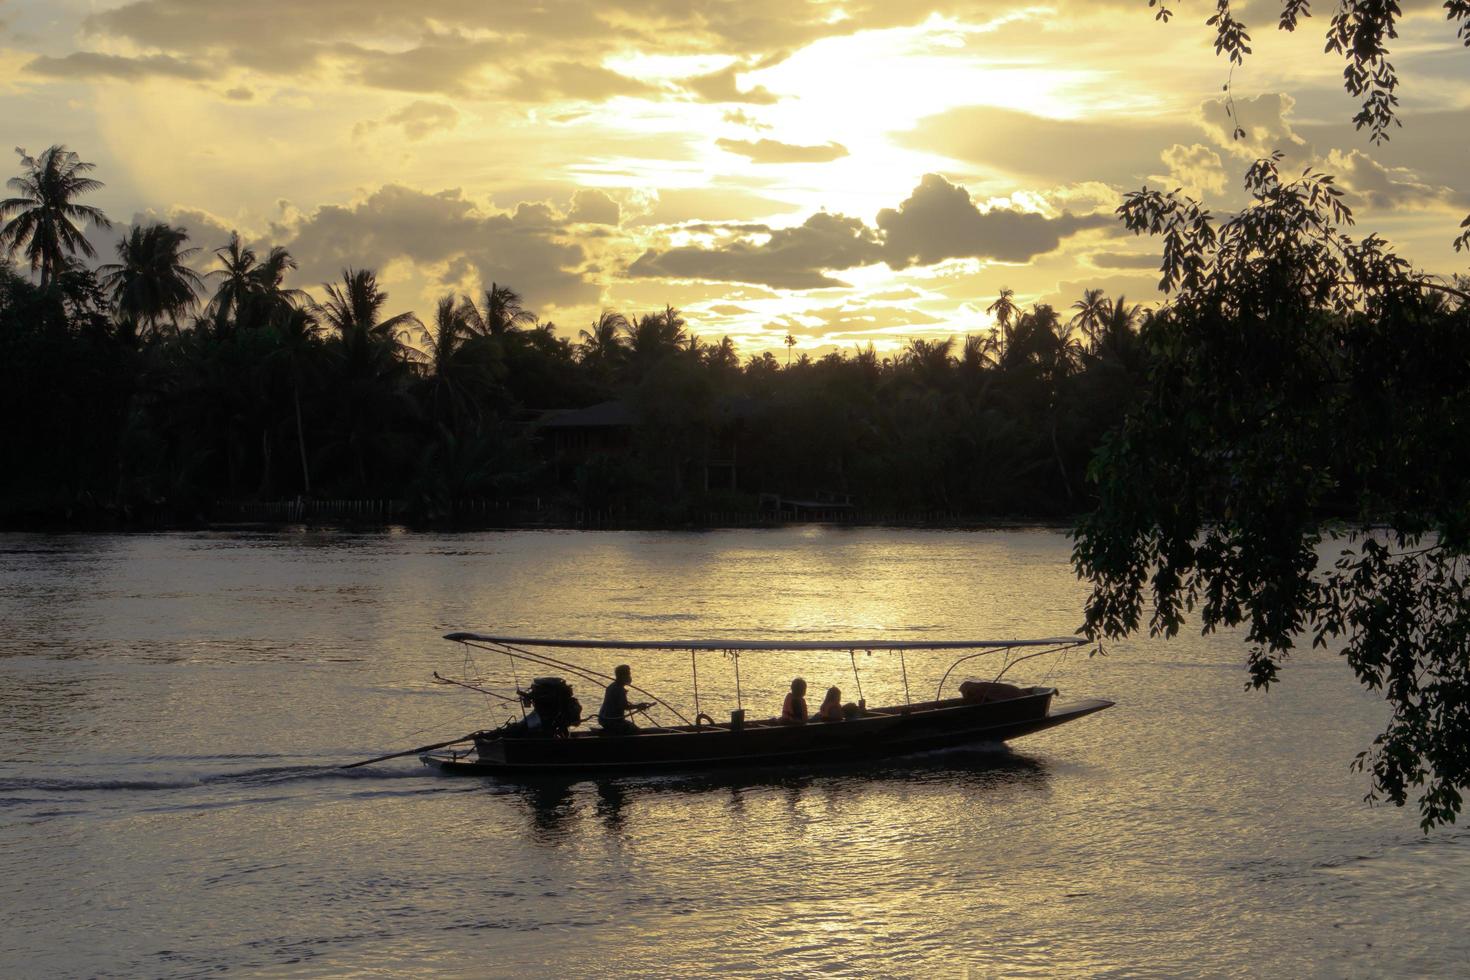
left=598, top=664, right=650, bottom=735
left=780, top=677, right=809, bottom=724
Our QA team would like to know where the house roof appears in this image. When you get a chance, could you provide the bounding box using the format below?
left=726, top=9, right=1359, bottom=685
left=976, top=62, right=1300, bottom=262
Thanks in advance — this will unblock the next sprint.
left=539, top=400, right=637, bottom=428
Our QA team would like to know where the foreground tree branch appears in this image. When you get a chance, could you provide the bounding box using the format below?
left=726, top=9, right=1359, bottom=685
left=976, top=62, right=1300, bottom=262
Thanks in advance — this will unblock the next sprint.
left=1073, top=156, right=1470, bottom=828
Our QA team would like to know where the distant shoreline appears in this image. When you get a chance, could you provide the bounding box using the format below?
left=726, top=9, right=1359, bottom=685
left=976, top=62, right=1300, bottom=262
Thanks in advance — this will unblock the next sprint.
left=0, top=509, right=1080, bottom=535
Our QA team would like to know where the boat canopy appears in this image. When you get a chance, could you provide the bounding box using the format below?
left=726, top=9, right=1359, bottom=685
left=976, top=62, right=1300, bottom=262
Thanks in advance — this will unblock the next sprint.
left=444, top=633, right=1083, bottom=651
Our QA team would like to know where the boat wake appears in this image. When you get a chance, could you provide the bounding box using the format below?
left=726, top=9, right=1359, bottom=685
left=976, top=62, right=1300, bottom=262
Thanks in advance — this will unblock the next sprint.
left=0, top=764, right=432, bottom=795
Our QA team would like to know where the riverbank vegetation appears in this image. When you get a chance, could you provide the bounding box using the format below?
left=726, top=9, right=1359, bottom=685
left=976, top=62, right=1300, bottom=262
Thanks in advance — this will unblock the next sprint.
left=1, top=147, right=1152, bottom=527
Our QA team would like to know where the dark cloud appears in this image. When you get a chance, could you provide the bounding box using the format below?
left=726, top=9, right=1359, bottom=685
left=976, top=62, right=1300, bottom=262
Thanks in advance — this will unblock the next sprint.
left=804, top=303, right=943, bottom=336
left=25, top=51, right=213, bottom=81
left=715, top=138, right=848, bottom=163
left=344, top=32, right=498, bottom=96
left=877, top=174, right=1118, bottom=268
left=1323, top=148, right=1470, bottom=212
left=277, top=184, right=597, bottom=308
left=1297, top=107, right=1470, bottom=192
left=632, top=187, right=801, bottom=225
left=566, top=189, right=621, bottom=225
left=900, top=105, right=1194, bottom=186
left=683, top=63, right=779, bottom=104
left=505, top=62, right=658, bottom=102
left=628, top=212, right=882, bottom=289
left=721, top=109, right=770, bottom=130
left=1088, top=251, right=1161, bottom=270
left=629, top=174, right=1118, bottom=290
left=1042, top=274, right=1161, bottom=309
left=359, top=100, right=460, bottom=140
left=1197, top=93, right=1310, bottom=165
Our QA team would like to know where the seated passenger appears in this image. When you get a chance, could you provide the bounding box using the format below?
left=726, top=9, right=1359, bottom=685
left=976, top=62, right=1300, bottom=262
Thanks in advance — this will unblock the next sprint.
left=598, top=664, right=652, bottom=735
left=816, top=686, right=844, bottom=722
left=780, top=677, right=809, bottom=724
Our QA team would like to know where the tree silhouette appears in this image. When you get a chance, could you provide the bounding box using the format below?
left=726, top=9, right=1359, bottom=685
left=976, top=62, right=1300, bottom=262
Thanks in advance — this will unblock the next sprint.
left=577, top=309, right=629, bottom=384
left=205, top=233, right=258, bottom=329
left=99, top=223, right=204, bottom=336
left=206, top=233, right=308, bottom=333
left=269, top=306, right=322, bottom=496
left=903, top=336, right=955, bottom=388
left=1076, top=153, right=1470, bottom=828
left=420, top=294, right=504, bottom=429
left=465, top=282, right=536, bottom=338
left=626, top=306, right=688, bottom=377
left=986, top=287, right=1019, bottom=356
left=961, top=332, right=1000, bottom=374
left=1069, top=288, right=1110, bottom=354
left=314, top=268, right=423, bottom=487
left=0, top=146, right=110, bottom=289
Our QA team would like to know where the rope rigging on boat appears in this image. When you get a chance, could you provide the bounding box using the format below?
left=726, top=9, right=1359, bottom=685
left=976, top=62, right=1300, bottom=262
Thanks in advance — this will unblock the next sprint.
left=932, top=640, right=1084, bottom=700
left=336, top=631, right=1109, bottom=774
left=460, top=638, right=694, bottom=726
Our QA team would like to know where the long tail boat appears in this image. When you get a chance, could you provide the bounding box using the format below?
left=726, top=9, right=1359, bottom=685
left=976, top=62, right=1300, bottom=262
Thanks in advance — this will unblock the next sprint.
left=414, top=633, right=1113, bottom=777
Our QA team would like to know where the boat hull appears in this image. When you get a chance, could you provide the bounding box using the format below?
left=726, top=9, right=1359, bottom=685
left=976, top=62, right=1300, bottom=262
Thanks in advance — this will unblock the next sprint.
left=422, top=690, right=1112, bottom=777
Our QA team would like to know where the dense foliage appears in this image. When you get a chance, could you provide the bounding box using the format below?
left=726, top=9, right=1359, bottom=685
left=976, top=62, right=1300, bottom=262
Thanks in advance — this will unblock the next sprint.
left=1152, top=0, right=1470, bottom=249
left=1067, top=0, right=1470, bottom=831
left=0, top=148, right=1150, bottom=526
left=1073, top=155, right=1470, bottom=828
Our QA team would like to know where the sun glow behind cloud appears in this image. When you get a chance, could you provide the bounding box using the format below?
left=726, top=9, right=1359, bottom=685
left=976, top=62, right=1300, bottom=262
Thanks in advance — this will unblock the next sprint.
left=5, top=0, right=1468, bottom=354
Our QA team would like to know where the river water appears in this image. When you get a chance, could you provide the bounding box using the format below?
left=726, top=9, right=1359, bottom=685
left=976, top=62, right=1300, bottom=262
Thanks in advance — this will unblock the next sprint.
left=1, top=528, right=1465, bottom=978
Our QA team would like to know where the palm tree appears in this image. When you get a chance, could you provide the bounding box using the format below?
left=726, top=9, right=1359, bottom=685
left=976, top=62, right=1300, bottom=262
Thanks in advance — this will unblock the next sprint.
left=206, top=232, right=257, bottom=327
left=0, top=146, right=111, bottom=288
left=98, top=223, right=204, bottom=334
left=784, top=331, right=797, bottom=366
left=268, top=306, right=321, bottom=495
left=464, top=282, right=536, bottom=337
left=961, top=332, right=1000, bottom=373
left=315, top=268, right=422, bottom=362
left=1069, top=288, right=1111, bottom=353
left=251, top=246, right=308, bottom=313
left=1008, top=304, right=1082, bottom=382
left=625, top=305, right=688, bottom=375
left=986, top=287, right=1019, bottom=355
left=420, top=294, right=503, bottom=427
left=903, top=336, right=956, bottom=387
left=577, top=310, right=628, bottom=368
left=707, top=335, right=740, bottom=373
left=1092, top=294, right=1145, bottom=369
left=314, top=268, right=422, bottom=488
left=206, top=233, right=307, bottom=331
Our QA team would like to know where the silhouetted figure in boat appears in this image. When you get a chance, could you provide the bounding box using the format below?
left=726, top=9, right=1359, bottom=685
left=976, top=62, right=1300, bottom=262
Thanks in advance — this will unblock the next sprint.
left=599, top=664, right=651, bottom=735
left=780, top=677, right=809, bottom=724
left=817, top=686, right=844, bottom=722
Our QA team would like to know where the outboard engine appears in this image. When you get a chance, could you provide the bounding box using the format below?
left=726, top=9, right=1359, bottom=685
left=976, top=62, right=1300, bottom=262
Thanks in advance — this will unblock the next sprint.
left=511, top=676, right=582, bottom=737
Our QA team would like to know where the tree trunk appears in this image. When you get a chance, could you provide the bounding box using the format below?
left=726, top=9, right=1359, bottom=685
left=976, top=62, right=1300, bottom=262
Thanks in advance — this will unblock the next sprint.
left=258, top=429, right=273, bottom=498
left=1050, top=411, right=1073, bottom=504
left=293, top=375, right=311, bottom=496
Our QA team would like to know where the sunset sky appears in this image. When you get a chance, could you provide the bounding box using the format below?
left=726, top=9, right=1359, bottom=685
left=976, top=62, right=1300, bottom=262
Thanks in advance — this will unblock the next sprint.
left=5, top=0, right=1467, bottom=353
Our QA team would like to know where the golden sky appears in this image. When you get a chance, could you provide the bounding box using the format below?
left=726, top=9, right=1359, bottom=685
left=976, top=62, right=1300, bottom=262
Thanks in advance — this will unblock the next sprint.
left=5, top=0, right=1468, bottom=352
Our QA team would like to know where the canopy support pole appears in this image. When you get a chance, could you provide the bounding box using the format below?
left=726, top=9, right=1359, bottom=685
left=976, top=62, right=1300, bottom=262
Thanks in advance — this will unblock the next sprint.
left=899, top=648, right=911, bottom=705
left=733, top=650, right=743, bottom=712
left=506, top=650, right=526, bottom=719
left=850, top=649, right=865, bottom=705
left=691, top=649, right=701, bottom=719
